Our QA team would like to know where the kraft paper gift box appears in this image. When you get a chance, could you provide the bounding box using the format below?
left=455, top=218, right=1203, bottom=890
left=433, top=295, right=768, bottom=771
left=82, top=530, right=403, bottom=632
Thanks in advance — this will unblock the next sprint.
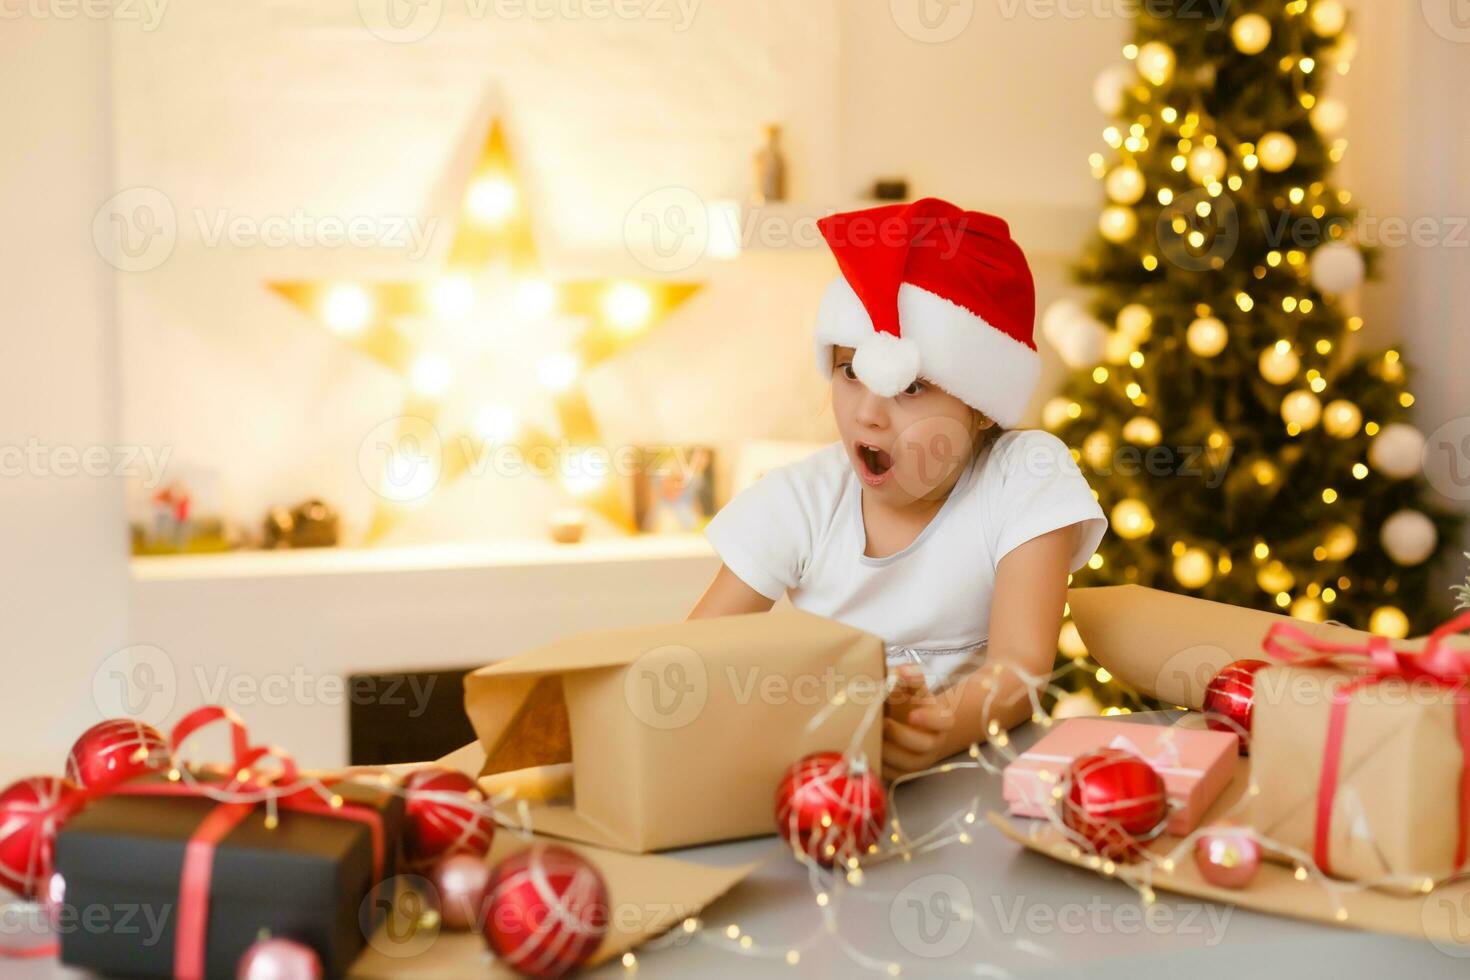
left=1002, top=717, right=1237, bottom=835
left=1067, top=584, right=1470, bottom=887
left=461, top=609, right=886, bottom=853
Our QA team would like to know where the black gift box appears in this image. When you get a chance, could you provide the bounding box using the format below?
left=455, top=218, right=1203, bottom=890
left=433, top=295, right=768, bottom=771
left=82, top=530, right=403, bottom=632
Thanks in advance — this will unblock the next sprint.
left=54, top=776, right=404, bottom=979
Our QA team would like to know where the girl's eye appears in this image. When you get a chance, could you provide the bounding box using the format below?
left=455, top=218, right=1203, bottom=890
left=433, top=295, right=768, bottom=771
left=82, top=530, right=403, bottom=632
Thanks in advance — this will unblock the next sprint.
left=902, top=380, right=926, bottom=396
left=839, top=362, right=857, bottom=381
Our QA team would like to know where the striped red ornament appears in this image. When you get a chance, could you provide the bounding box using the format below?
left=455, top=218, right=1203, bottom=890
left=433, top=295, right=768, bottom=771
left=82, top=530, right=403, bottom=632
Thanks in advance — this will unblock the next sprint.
left=481, top=844, right=608, bottom=978
left=774, top=751, right=886, bottom=868
left=1203, top=659, right=1271, bottom=754
left=1061, top=748, right=1167, bottom=862
left=401, top=766, right=495, bottom=871
left=64, top=719, right=168, bottom=792
left=0, top=776, right=86, bottom=899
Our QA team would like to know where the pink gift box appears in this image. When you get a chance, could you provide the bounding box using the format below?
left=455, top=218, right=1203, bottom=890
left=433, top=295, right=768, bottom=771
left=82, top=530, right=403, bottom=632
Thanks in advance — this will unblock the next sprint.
left=1002, top=718, right=1238, bottom=836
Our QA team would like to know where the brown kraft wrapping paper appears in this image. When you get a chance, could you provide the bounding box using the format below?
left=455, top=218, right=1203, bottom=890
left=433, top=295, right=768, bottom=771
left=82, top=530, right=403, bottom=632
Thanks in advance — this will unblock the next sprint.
left=462, top=609, right=886, bottom=853
left=1067, top=585, right=1470, bottom=888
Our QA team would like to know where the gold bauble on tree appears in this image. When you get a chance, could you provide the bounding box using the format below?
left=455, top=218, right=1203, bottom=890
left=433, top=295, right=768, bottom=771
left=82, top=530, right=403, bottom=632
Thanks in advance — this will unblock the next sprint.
left=1136, top=41, right=1176, bottom=86
left=1174, top=547, right=1215, bottom=589
left=1258, top=342, right=1300, bottom=384
left=1042, top=396, right=1075, bottom=431
left=1323, top=523, right=1358, bottom=560
left=1122, top=416, right=1161, bottom=446
left=1111, top=499, right=1155, bottom=540
left=1099, top=205, right=1138, bottom=243
left=1115, top=303, right=1153, bottom=342
left=1187, top=145, right=1227, bottom=185
left=1231, top=13, right=1272, bottom=54
left=1104, top=330, right=1135, bottom=365
left=1187, top=316, right=1228, bottom=357
left=1309, top=0, right=1347, bottom=37
left=1323, top=399, right=1363, bottom=438
left=1083, top=431, right=1114, bottom=470
left=1370, top=606, right=1410, bottom=639
left=1106, top=165, right=1147, bottom=205
left=1257, top=132, right=1298, bottom=172
left=1310, top=98, right=1348, bottom=136
left=1281, top=390, right=1323, bottom=429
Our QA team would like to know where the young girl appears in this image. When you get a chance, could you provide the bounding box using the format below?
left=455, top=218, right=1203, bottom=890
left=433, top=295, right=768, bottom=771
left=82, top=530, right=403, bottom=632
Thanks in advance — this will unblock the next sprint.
left=688, top=198, right=1108, bottom=782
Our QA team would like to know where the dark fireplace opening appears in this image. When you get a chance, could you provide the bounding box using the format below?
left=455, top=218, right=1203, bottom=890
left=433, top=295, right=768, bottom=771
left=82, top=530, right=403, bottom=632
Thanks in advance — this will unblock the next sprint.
left=348, top=668, right=479, bottom=766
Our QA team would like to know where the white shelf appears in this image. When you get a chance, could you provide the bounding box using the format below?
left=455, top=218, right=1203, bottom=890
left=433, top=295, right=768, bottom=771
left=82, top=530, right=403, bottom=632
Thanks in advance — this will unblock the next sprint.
left=130, top=533, right=716, bottom=581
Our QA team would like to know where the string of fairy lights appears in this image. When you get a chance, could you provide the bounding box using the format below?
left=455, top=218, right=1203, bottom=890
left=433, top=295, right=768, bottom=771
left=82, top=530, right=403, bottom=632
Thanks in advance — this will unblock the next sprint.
left=1042, top=1, right=1442, bottom=699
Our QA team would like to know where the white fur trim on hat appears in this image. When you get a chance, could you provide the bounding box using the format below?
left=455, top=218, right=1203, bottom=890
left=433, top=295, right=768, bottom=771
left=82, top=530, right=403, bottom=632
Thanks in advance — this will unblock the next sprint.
left=814, top=276, right=1040, bottom=428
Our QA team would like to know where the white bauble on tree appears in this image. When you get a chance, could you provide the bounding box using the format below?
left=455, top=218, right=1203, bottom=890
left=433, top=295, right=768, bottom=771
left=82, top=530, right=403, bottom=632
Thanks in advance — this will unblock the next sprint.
left=1093, top=65, right=1133, bottom=115
left=1381, top=510, right=1438, bottom=566
left=1369, top=423, right=1427, bottom=478
left=1310, top=242, right=1366, bottom=294
left=1041, top=301, right=1108, bottom=369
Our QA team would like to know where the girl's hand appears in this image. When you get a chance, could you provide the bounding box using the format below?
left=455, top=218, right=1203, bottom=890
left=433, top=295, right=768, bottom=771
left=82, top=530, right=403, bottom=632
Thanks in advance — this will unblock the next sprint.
left=882, top=666, right=957, bottom=782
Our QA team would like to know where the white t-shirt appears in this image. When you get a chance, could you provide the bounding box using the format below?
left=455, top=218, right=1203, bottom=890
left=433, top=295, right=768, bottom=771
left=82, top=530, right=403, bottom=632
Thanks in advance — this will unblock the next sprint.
left=704, top=430, right=1108, bottom=689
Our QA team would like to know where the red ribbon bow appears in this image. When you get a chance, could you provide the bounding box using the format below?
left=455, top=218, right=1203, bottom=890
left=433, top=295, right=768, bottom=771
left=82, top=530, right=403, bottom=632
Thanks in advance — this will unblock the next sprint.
left=107, top=706, right=389, bottom=980
left=1261, top=610, right=1470, bottom=878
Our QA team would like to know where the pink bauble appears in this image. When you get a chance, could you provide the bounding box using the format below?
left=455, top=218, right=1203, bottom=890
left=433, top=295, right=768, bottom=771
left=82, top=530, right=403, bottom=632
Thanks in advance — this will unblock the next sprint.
left=1193, top=828, right=1262, bottom=889
left=401, top=766, right=495, bottom=871
left=430, top=853, right=492, bottom=931
left=65, top=719, right=168, bottom=791
left=0, top=776, right=86, bottom=899
left=482, top=844, right=608, bottom=978
left=235, top=937, right=323, bottom=980
left=774, top=752, right=887, bottom=868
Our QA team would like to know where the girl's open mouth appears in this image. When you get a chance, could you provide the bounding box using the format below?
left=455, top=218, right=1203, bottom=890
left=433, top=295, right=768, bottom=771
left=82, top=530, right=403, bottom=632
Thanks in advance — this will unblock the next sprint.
left=856, top=442, right=894, bottom=486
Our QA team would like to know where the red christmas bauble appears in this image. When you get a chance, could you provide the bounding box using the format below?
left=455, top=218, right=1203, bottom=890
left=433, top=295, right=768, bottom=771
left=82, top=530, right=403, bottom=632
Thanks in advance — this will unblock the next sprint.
left=236, top=936, right=323, bottom=979
left=774, top=751, right=887, bottom=867
left=0, top=777, right=86, bottom=899
left=1062, top=748, right=1167, bottom=862
left=401, top=766, right=495, bottom=871
left=65, top=719, right=168, bottom=792
left=481, top=844, right=608, bottom=978
left=1203, top=659, right=1271, bottom=754
left=1192, top=827, right=1262, bottom=890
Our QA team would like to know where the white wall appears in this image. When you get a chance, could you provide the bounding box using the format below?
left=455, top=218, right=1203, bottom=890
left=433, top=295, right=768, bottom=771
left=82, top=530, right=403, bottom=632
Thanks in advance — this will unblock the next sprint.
left=0, top=18, right=129, bottom=773
left=1346, top=2, right=1470, bottom=575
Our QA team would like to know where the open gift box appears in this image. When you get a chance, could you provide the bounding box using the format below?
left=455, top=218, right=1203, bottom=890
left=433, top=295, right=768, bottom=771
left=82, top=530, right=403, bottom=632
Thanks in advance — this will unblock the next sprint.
left=460, top=609, right=886, bottom=852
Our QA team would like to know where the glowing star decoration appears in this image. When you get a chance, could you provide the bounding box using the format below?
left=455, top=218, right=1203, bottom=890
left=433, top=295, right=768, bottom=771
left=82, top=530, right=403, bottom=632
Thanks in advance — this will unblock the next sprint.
left=269, top=121, right=702, bottom=540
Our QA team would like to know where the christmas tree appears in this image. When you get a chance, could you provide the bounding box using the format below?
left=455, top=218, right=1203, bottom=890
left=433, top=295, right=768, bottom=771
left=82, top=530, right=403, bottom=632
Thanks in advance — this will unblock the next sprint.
left=1044, top=1, right=1464, bottom=713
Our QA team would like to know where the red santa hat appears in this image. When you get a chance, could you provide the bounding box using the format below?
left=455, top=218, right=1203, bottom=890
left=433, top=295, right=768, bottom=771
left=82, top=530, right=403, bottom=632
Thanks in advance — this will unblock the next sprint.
left=814, top=198, right=1039, bottom=428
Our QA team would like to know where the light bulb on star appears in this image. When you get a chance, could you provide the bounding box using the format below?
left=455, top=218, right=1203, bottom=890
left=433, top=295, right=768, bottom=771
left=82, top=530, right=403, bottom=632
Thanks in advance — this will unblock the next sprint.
left=430, top=275, right=476, bottom=320
left=320, top=284, right=374, bottom=336
left=411, top=352, right=453, bottom=399
left=602, top=282, right=654, bottom=334
left=538, top=353, right=580, bottom=393
left=466, top=174, right=518, bottom=226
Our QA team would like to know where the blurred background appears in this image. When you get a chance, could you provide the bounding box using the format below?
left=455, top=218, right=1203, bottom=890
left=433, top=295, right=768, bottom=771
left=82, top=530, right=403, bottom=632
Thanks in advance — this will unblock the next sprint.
left=3, top=1, right=1468, bottom=771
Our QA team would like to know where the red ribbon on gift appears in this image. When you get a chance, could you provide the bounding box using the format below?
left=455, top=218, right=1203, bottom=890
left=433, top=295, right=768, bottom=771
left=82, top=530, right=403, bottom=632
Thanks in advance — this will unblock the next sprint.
left=106, top=706, right=390, bottom=980
left=1262, top=610, right=1470, bottom=878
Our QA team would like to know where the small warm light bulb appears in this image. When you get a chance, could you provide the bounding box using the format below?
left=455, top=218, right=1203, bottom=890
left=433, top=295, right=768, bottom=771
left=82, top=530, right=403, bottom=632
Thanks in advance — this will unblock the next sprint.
left=320, top=284, right=374, bottom=335
left=466, top=174, right=518, bottom=225
left=430, top=275, right=476, bottom=320
left=474, top=404, right=517, bottom=442
left=514, top=278, right=557, bottom=318
left=602, top=282, right=654, bottom=333
left=410, top=353, right=452, bottom=398
left=538, top=353, right=580, bottom=393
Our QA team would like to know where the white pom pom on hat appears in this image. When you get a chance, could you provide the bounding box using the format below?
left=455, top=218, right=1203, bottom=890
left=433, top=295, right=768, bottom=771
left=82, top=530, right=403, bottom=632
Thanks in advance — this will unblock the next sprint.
left=813, top=198, right=1040, bottom=429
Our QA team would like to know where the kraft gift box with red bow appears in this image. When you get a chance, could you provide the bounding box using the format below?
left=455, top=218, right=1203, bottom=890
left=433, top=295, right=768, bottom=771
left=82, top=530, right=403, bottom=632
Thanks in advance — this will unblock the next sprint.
left=53, top=708, right=404, bottom=979
left=1002, top=718, right=1239, bottom=835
